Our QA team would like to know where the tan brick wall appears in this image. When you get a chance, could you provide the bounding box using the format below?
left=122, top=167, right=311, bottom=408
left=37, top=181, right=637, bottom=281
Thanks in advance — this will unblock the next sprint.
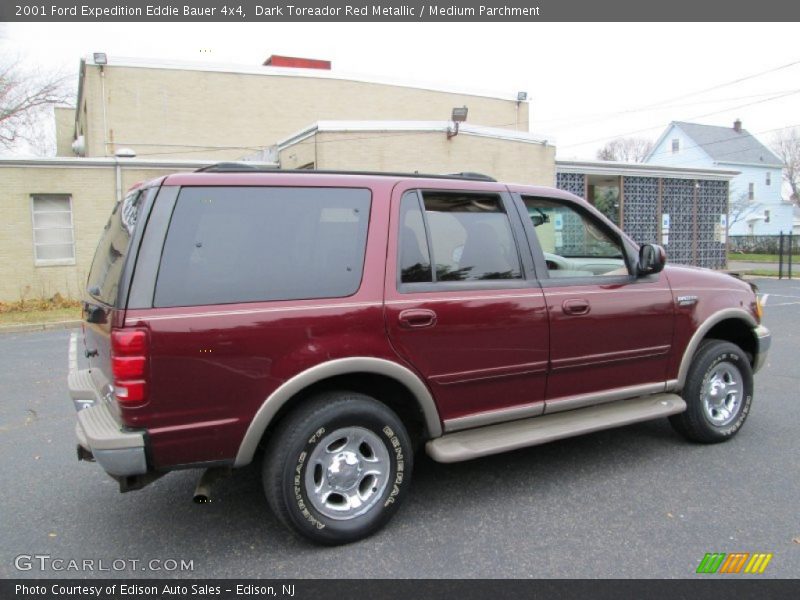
left=55, top=107, right=76, bottom=157
left=309, top=130, right=555, bottom=185
left=278, top=137, right=317, bottom=169
left=0, top=165, right=197, bottom=302
left=78, top=64, right=529, bottom=159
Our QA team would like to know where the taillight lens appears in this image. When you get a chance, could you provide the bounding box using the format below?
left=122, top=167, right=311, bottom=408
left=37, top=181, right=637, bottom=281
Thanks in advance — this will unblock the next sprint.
left=114, top=381, right=147, bottom=404
left=112, top=330, right=147, bottom=355
left=112, top=356, right=146, bottom=379
left=111, top=328, right=148, bottom=407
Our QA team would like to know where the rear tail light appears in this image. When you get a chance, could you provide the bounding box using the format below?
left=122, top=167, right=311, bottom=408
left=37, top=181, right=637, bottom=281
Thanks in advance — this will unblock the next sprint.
left=111, top=328, right=148, bottom=407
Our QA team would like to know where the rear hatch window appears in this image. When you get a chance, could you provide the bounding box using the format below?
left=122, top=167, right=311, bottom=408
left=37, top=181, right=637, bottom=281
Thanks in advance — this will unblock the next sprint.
left=86, top=189, right=147, bottom=306
left=153, top=186, right=371, bottom=307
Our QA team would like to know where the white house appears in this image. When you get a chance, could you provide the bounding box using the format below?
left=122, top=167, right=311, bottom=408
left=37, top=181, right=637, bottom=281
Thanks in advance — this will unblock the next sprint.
left=645, top=120, right=790, bottom=235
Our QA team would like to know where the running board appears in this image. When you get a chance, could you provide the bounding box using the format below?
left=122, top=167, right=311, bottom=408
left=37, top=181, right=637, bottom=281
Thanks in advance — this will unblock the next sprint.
left=426, top=393, right=686, bottom=463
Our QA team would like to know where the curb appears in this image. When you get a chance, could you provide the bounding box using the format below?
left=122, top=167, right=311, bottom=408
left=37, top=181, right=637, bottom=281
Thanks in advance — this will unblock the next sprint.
left=0, top=320, right=82, bottom=335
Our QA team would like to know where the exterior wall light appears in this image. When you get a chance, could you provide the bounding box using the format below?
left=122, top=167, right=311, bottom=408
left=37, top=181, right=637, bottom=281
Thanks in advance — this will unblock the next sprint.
left=448, top=106, right=469, bottom=139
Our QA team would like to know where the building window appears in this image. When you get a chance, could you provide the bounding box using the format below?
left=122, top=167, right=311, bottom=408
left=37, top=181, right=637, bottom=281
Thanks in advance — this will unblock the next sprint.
left=766, top=172, right=771, bottom=185
left=764, top=210, right=770, bottom=223
left=671, top=139, right=680, bottom=153
left=31, top=194, right=75, bottom=266
left=748, top=183, right=755, bottom=200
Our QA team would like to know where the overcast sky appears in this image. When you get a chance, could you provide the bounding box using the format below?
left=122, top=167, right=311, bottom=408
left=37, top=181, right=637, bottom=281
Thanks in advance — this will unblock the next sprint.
left=1, top=21, right=798, bottom=159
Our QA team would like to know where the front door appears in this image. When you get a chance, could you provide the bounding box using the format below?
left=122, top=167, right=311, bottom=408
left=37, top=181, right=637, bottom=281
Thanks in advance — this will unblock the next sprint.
left=516, top=194, right=674, bottom=411
left=384, top=182, right=550, bottom=431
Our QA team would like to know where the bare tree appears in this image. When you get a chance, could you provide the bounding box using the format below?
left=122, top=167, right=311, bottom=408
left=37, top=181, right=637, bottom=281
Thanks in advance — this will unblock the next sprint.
left=597, top=137, right=654, bottom=162
left=771, top=127, right=800, bottom=205
left=0, top=55, right=72, bottom=154
left=727, top=191, right=761, bottom=235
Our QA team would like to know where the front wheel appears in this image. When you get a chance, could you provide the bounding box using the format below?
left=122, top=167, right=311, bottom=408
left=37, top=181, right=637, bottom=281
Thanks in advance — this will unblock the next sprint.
left=262, top=392, right=413, bottom=545
left=670, top=340, right=754, bottom=443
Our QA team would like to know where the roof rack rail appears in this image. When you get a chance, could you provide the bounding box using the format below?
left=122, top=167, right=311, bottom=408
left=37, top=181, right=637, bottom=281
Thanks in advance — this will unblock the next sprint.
left=447, top=172, right=496, bottom=182
left=194, top=164, right=497, bottom=182
left=195, top=162, right=278, bottom=173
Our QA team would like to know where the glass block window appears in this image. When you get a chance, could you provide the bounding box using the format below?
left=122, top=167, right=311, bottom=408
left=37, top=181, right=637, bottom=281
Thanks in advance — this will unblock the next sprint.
left=31, top=195, right=75, bottom=265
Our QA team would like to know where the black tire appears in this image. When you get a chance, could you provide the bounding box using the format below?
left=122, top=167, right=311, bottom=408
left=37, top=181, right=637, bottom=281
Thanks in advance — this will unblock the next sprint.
left=262, top=391, right=413, bottom=545
left=670, top=339, right=754, bottom=443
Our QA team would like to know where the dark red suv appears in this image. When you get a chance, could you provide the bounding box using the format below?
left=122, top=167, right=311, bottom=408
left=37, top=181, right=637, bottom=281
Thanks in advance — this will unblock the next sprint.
left=69, top=167, right=770, bottom=544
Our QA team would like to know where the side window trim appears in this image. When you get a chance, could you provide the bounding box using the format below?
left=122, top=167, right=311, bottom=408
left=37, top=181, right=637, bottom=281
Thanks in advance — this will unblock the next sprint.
left=415, top=189, right=438, bottom=283
left=397, top=188, right=534, bottom=293
left=511, top=192, right=640, bottom=286
left=127, top=185, right=180, bottom=309
left=117, top=186, right=159, bottom=309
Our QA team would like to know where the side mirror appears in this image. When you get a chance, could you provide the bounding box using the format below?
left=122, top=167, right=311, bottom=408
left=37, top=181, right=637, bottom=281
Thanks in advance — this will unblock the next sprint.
left=638, top=243, right=666, bottom=276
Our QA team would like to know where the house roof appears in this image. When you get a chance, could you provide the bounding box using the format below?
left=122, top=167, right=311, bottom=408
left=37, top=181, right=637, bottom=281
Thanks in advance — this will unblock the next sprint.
left=671, top=121, right=783, bottom=166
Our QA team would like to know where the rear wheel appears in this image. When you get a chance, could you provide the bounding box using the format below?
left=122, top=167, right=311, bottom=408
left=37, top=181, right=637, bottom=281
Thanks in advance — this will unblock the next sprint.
left=670, top=340, right=753, bottom=443
left=263, top=391, right=413, bottom=545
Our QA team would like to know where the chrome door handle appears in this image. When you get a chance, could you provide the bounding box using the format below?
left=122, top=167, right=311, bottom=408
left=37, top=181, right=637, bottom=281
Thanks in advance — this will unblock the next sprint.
left=398, top=309, right=437, bottom=329
left=562, top=299, right=590, bottom=316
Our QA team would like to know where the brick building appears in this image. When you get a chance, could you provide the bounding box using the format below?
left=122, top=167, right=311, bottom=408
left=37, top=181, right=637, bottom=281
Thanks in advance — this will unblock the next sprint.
left=1, top=54, right=550, bottom=302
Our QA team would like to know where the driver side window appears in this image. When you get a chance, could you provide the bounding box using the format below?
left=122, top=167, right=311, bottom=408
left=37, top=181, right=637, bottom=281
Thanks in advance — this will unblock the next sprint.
left=522, top=196, right=629, bottom=278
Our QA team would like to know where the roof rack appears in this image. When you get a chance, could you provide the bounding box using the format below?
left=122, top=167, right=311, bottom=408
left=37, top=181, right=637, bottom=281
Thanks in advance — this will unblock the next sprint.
left=195, top=162, right=278, bottom=173
left=193, top=163, right=496, bottom=182
left=447, top=172, right=496, bottom=182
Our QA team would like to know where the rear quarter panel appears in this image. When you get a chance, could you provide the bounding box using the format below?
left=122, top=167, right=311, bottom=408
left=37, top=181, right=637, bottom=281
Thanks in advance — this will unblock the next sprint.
left=123, top=176, right=406, bottom=469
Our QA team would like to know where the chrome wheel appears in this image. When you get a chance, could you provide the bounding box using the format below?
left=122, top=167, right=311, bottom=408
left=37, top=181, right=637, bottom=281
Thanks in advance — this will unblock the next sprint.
left=701, top=362, right=744, bottom=426
left=304, top=427, right=390, bottom=521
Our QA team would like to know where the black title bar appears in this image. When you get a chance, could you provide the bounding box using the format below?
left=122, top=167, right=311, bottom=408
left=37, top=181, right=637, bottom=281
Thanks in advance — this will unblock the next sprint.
left=3, top=0, right=800, bottom=22
left=4, top=580, right=800, bottom=600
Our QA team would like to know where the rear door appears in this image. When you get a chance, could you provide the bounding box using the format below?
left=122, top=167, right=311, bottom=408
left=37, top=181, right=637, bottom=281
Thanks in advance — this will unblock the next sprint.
left=384, top=181, right=549, bottom=432
left=514, top=193, right=674, bottom=412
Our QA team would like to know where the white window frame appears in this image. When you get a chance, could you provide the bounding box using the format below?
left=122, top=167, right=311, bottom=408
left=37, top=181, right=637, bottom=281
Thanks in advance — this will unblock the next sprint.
left=30, top=194, right=76, bottom=267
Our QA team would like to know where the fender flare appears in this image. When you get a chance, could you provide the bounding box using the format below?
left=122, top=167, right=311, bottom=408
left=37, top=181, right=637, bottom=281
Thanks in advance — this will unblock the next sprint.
left=675, top=308, right=757, bottom=390
left=234, top=357, right=442, bottom=467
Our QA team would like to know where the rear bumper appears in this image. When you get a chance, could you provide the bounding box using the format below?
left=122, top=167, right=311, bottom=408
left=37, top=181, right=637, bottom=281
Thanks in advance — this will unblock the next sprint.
left=68, top=333, right=147, bottom=477
left=753, top=324, right=771, bottom=374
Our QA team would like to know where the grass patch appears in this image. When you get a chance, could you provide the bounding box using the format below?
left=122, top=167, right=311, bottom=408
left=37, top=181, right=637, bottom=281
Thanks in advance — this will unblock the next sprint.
left=747, top=269, right=781, bottom=277
left=0, top=306, right=82, bottom=325
left=0, top=294, right=82, bottom=326
left=728, top=253, right=781, bottom=263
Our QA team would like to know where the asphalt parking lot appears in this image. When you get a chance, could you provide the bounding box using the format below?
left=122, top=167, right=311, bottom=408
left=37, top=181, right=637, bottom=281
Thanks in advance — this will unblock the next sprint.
left=1, top=278, right=798, bottom=579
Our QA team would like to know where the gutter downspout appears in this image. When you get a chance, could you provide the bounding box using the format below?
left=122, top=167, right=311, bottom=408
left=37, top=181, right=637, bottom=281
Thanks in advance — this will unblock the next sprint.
left=99, top=65, right=110, bottom=156
left=115, top=158, right=122, bottom=204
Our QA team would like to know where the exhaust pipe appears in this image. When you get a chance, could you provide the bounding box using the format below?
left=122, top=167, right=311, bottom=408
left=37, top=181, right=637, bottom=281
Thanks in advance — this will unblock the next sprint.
left=76, top=445, right=95, bottom=462
left=193, top=467, right=231, bottom=504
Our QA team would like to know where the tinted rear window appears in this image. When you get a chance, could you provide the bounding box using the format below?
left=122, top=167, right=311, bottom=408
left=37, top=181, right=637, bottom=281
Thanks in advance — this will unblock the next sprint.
left=153, top=187, right=371, bottom=307
left=86, top=189, right=146, bottom=306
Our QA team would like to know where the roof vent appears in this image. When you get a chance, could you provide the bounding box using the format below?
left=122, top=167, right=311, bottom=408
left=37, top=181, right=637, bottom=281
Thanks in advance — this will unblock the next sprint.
left=263, top=55, right=331, bottom=70
left=733, top=119, right=742, bottom=133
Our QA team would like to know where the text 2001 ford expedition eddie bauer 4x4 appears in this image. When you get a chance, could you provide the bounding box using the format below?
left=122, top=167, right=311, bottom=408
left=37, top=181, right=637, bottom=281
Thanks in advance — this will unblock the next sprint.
left=69, top=167, right=770, bottom=545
